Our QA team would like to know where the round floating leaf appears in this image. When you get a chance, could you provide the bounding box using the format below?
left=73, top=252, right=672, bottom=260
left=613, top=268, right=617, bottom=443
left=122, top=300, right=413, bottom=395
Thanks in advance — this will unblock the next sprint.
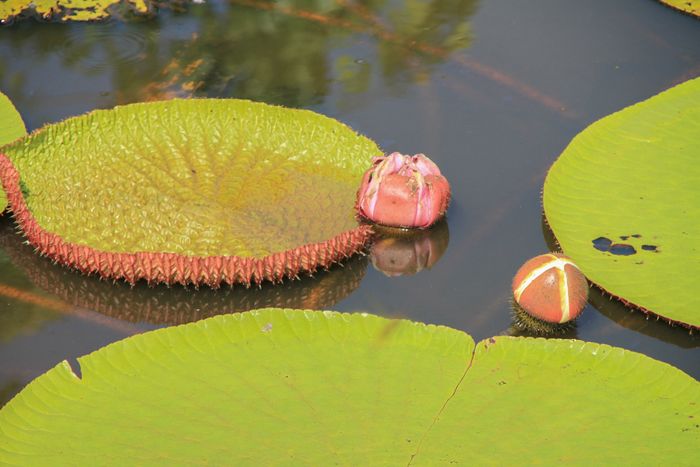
left=659, top=0, right=700, bottom=17
left=0, top=309, right=697, bottom=464
left=543, top=78, right=700, bottom=328
left=0, top=99, right=380, bottom=286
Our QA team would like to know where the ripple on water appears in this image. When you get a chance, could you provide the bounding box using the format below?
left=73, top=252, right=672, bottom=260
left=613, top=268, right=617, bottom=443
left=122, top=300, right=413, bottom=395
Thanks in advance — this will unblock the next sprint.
left=57, top=20, right=152, bottom=73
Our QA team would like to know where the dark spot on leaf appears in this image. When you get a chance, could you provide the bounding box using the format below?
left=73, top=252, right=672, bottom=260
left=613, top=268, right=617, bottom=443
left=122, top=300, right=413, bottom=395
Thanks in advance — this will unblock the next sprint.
left=619, top=235, right=629, bottom=240
left=498, top=380, right=507, bottom=385
left=641, top=244, right=658, bottom=252
left=592, top=237, right=612, bottom=251
left=609, top=244, right=636, bottom=255
left=631, top=234, right=642, bottom=238
left=489, top=337, right=496, bottom=344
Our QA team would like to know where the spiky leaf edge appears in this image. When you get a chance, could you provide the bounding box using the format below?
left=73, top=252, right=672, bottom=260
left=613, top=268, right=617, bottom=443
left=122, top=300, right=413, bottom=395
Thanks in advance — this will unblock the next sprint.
left=0, top=155, right=373, bottom=287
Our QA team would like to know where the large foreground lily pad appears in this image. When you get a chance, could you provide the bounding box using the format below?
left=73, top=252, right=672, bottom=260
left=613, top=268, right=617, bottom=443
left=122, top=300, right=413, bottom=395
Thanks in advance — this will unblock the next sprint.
left=543, top=78, right=700, bottom=329
left=0, top=309, right=697, bottom=464
left=0, top=99, right=379, bottom=286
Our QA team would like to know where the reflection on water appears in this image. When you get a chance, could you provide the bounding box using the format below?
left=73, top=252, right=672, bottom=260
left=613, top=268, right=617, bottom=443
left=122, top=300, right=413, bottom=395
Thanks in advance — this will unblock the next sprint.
left=0, top=218, right=369, bottom=324
left=370, top=221, right=449, bottom=276
left=1, top=0, right=478, bottom=110
left=588, top=287, right=699, bottom=349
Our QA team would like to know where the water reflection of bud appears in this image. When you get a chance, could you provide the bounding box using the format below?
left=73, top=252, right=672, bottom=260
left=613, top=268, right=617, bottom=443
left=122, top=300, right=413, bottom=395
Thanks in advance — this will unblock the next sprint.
left=370, top=221, right=449, bottom=277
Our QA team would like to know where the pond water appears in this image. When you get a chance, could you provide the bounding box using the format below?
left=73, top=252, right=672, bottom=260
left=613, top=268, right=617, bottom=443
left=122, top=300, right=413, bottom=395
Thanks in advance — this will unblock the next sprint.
left=1, top=0, right=699, bottom=405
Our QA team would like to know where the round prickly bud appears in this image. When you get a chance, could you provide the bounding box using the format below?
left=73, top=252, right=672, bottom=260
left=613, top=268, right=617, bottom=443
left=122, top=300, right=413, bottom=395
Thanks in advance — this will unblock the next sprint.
left=512, top=253, right=588, bottom=324
left=356, top=152, right=450, bottom=229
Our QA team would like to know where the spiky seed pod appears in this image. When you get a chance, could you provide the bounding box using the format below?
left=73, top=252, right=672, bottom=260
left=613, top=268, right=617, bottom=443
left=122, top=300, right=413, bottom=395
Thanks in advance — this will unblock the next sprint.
left=510, top=299, right=576, bottom=336
left=356, top=152, right=450, bottom=229
left=512, top=253, right=588, bottom=324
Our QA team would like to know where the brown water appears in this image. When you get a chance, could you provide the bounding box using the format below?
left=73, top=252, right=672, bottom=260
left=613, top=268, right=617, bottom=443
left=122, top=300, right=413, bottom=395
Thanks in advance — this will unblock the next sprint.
left=1, top=0, right=699, bottom=405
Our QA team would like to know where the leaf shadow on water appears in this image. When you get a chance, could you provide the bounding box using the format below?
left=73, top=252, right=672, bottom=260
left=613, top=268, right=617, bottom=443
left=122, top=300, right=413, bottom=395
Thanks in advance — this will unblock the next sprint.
left=541, top=214, right=699, bottom=349
left=0, top=217, right=369, bottom=325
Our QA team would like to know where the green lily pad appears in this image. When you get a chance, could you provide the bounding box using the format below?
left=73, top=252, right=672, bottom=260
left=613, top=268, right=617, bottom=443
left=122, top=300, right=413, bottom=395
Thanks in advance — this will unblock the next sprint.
left=0, top=99, right=379, bottom=286
left=0, top=91, right=27, bottom=213
left=1, top=309, right=697, bottom=464
left=0, top=0, right=150, bottom=23
left=0, top=91, right=26, bottom=153
left=659, top=0, right=700, bottom=17
left=543, top=78, right=700, bottom=329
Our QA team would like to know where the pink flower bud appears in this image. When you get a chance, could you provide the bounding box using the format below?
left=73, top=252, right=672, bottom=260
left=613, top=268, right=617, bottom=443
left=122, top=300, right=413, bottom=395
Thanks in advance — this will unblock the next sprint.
left=356, top=152, right=450, bottom=228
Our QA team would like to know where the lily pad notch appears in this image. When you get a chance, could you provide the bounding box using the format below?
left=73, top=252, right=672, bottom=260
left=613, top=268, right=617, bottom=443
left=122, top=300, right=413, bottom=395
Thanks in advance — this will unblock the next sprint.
left=0, top=99, right=382, bottom=287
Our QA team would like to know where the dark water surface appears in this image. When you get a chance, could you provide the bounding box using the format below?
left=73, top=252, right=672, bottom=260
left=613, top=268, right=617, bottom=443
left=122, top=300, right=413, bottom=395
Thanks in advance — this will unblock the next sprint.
left=1, top=0, right=699, bottom=404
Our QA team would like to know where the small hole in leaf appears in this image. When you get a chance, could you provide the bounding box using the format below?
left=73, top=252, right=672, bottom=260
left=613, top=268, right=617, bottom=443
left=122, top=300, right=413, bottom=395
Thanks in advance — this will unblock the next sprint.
left=609, top=244, right=637, bottom=255
left=592, top=237, right=612, bottom=251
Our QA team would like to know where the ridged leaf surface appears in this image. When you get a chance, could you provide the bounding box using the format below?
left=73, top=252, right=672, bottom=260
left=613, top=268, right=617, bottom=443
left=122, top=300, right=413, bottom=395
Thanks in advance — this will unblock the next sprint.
left=0, top=309, right=697, bottom=464
left=0, top=99, right=379, bottom=258
left=543, top=78, right=700, bottom=328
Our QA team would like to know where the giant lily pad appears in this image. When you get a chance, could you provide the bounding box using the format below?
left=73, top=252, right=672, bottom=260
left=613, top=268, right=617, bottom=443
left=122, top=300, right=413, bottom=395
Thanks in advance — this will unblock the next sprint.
left=543, top=78, right=700, bottom=329
left=0, top=99, right=380, bottom=286
left=0, top=309, right=697, bottom=463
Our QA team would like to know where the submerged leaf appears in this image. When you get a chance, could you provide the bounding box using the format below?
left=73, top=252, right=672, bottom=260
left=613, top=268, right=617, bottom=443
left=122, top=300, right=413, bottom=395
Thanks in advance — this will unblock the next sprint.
left=543, top=78, right=700, bottom=329
left=0, top=0, right=151, bottom=23
left=0, top=309, right=696, bottom=464
left=0, top=99, right=380, bottom=285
